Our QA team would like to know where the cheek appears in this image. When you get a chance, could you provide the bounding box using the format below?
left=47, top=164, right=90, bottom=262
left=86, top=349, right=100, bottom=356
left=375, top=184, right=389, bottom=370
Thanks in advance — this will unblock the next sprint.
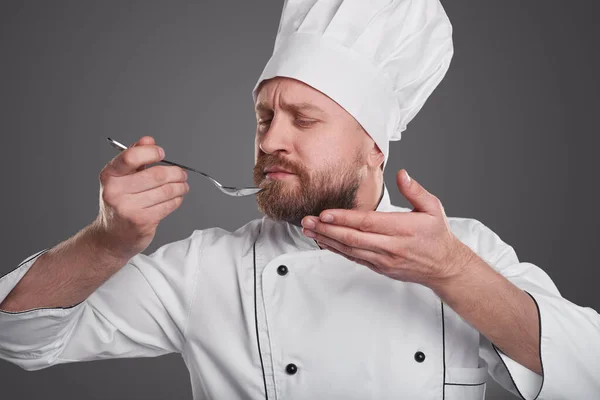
left=296, top=123, right=357, bottom=167
left=296, top=135, right=334, bottom=166
left=254, top=134, right=261, bottom=159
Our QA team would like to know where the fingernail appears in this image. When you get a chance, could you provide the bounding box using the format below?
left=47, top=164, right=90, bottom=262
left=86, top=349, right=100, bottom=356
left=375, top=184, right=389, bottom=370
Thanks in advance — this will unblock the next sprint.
left=320, top=214, right=333, bottom=223
left=303, top=219, right=315, bottom=229
left=158, top=147, right=165, bottom=158
left=404, top=170, right=411, bottom=184
left=303, top=228, right=316, bottom=238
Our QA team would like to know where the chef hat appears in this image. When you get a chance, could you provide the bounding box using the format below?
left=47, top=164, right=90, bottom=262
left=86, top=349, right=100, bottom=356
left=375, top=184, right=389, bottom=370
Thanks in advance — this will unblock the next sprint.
left=252, top=0, right=454, bottom=169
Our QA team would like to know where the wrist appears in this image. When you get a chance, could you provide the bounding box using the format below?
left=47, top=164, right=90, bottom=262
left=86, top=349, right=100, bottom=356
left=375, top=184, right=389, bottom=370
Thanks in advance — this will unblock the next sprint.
left=427, top=239, right=480, bottom=294
left=86, top=219, right=136, bottom=264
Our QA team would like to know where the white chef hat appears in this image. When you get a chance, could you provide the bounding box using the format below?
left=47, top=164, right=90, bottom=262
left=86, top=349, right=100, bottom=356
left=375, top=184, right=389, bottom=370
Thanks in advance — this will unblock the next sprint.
left=252, top=0, right=454, bottom=169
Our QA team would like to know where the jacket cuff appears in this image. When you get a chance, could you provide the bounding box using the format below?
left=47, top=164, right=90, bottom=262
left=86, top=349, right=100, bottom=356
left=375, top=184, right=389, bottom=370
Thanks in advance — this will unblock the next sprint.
left=0, top=249, right=85, bottom=370
left=490, top=290, right=544, bottom=400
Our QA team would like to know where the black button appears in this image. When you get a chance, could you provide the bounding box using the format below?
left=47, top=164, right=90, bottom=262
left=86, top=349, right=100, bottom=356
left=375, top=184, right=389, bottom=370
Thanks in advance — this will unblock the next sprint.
left=414, top=351, right=426, bottom=363
left=277, top=265, right=288, bottom=276
left=285, top=363, right=298, bottom=375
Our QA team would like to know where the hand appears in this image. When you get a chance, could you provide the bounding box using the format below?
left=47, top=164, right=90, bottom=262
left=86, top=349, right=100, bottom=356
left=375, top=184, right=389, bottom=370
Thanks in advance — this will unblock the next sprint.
left=300, top=169, right=477, bottom=287
left=93, top=136, right=189, bottom=260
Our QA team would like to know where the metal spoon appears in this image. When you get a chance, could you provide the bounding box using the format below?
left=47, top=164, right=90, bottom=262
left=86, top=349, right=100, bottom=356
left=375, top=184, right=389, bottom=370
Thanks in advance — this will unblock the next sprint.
left=106, top=137, right=264, bottom=197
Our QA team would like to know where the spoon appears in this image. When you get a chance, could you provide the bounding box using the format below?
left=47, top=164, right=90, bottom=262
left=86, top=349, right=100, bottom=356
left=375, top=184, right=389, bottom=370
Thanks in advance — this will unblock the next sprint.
left=106, top=137, right=264, bottom=197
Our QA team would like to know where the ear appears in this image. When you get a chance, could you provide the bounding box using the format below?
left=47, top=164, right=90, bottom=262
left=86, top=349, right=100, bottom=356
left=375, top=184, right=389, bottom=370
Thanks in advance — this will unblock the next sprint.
left=367, top=141, right=385, bottom=170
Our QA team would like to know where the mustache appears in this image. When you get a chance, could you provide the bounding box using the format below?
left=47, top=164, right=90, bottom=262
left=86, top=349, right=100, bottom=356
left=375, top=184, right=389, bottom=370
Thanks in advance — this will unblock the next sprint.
left=255, top=154, right=304, bottom=175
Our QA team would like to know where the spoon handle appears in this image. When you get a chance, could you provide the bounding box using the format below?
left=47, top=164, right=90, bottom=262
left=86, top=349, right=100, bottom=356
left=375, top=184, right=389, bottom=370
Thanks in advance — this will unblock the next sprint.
left=158, top=159, right=211, bottom=179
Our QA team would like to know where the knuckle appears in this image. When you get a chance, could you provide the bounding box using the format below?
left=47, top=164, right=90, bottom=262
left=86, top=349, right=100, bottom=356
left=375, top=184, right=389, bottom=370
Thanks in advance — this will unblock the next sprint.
left=179, top=168, right=187, bottom=181
left=128, top=213, right=146, bottom=227
left=161, top=183, right=175, bottom=198
left=380, top=256, right=394, bottom=269
left=161, top=197, right=182, bottom=217
left=344, top=232, right=358, bottom=246
left=413, top=185, right=424, bottom=197
left=170, top=166, right=184, bottom=181
left=101, top=186, right=119, bottom=205
left=101, top=188, right=113, bottom=204
left=99, top=167, right=113, bottom=184
left=121, top=150, right=137, bottom=167
left=359, top=214, right=374, bottom=231
left=391, top=246, right=405, bottom=259
left=152, top=167, right=168, bottom=183
left=345, top=245, right=356, bottom=257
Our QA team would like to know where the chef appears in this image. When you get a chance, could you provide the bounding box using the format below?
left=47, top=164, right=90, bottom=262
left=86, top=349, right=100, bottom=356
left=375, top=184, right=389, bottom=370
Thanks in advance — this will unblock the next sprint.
left=1, top=0, right=599, bottom=399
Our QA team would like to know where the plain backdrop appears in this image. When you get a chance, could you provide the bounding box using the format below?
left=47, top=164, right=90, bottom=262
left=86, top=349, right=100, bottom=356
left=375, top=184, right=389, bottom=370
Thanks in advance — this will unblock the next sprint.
left=1, top=1, right=598, bottom=399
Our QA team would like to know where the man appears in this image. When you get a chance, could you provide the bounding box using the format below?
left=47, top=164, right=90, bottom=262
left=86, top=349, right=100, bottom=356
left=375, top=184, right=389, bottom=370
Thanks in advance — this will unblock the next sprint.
left=1, top=1, right=599, bottom=399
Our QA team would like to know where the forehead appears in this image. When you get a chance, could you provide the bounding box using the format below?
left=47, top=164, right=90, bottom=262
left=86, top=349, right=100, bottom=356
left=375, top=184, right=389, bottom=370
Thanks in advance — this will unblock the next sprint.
left=255, top=77, right=335, bottom=112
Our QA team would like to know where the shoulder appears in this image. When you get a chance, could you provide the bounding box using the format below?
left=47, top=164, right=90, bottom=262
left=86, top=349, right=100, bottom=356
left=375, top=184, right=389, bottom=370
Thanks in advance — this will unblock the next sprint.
left=446, top=215, right=520, bottom=270
left=388, top=202, right=518, bottom=268
left=147, top=218, right=263, bottom=260
left=192, top=217, right=263, bottom=254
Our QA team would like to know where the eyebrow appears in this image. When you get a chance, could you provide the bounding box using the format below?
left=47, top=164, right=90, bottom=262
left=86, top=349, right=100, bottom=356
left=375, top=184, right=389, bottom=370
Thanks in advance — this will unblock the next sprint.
left=255, top=100, right=325, bottom=115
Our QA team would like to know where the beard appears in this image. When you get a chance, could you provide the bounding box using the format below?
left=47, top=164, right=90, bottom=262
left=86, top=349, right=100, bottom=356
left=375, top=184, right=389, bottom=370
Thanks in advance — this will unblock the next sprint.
left=253, top=149, right=364, bottom=224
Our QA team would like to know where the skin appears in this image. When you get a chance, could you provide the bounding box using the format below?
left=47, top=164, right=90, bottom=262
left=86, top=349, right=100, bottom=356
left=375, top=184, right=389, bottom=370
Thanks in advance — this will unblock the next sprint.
left=252, top=76, right=543, bottom=376
left=252, top=77, right=385, bottom=224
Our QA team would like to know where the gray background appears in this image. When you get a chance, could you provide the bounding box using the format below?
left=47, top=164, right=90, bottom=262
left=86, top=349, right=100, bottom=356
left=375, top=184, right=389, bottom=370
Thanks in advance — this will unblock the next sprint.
left=1, top=1, right=598, bottom=399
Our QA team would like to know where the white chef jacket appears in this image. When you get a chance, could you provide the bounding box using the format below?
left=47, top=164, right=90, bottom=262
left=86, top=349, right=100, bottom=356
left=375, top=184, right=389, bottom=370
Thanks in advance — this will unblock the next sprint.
left=1, top=184, right=599, bottom=400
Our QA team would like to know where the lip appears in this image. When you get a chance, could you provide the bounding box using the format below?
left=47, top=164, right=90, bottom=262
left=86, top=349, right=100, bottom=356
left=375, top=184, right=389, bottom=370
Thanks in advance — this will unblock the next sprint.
left=265, top=171, right=295, bottom=180
left=264, top=167, right=294, bottom=174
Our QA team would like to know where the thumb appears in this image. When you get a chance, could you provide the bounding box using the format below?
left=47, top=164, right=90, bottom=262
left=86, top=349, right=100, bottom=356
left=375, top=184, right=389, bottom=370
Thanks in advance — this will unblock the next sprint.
left=396, top=169, right=441, bottom=215
left=131, top=136, right=156, bottom=147
left=131, top=136, right=157, bottom=171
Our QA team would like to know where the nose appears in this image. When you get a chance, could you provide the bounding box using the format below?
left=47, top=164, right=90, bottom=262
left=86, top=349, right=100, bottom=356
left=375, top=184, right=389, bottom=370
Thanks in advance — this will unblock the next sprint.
left=258, top=116, right=292, bottom=155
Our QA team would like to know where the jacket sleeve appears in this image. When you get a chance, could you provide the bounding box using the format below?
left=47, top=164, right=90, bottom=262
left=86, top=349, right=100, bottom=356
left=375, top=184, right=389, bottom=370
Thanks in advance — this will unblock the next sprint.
left=0, top=230, right=203, bottom=371
left=474, top=221, right=600, bottom=400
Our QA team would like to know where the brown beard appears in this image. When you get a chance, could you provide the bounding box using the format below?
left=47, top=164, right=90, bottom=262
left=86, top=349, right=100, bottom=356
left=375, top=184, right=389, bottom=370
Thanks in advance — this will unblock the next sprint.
left=253, top=150, right=363, bottom=224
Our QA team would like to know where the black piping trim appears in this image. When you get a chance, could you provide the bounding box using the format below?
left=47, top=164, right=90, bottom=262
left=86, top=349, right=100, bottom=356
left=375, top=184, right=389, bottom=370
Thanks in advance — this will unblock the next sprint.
left=1, top=248, right=51, bottom=278
left=17, top=248, right=51, bottom=268
left=444, top=382, right=486, bottom=387
left=490, top=290, right=545, bottom=400
left=441, top=301, right=446, bottom=399
left=0, top=248, right=85, bottom=314
left=253, top=241, right=269, bottom=400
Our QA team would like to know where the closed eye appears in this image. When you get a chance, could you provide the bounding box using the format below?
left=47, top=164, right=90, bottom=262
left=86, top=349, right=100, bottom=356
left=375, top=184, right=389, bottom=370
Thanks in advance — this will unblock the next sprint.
left=295, top=119, right=317, bottom=128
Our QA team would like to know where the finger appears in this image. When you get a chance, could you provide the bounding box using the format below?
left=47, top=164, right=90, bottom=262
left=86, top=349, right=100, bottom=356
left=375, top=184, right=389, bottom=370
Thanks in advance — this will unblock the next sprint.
left=396, top=169, right=443, bottom=216
left=132, top=136, right=156, bottom=147
left=303, top=225, right=390, bottom=261
left=302, top=219, right=395, bottom=254
left=316, top=236, right=384, bottom=273
left=144, top=195, right=185, bottom=222
left=131, top=137, right=156, bottom=172
left=121, top=165, right=188, bottom=194
left=129, top=181, right=189, bottom=209
left=106, top=144, right=165, bottom=177
left=311, top=210, right=413, bottom=236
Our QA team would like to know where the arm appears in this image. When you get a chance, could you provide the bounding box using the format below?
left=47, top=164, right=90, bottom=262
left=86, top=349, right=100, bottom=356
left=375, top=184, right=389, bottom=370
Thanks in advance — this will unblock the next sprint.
left=428, top=248, right=542, bottom=374
left=431, top=221, right=600, bottom=400
left=0, top=136, right=196, bottom=370
left=0, top=221, right=130, bottom=312
left=0, top=229, right=203, bottom=371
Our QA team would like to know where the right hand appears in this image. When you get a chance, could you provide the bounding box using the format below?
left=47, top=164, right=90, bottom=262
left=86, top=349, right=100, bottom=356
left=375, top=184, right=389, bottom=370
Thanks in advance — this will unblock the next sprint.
left=93, top=136, right=189, bottom=259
